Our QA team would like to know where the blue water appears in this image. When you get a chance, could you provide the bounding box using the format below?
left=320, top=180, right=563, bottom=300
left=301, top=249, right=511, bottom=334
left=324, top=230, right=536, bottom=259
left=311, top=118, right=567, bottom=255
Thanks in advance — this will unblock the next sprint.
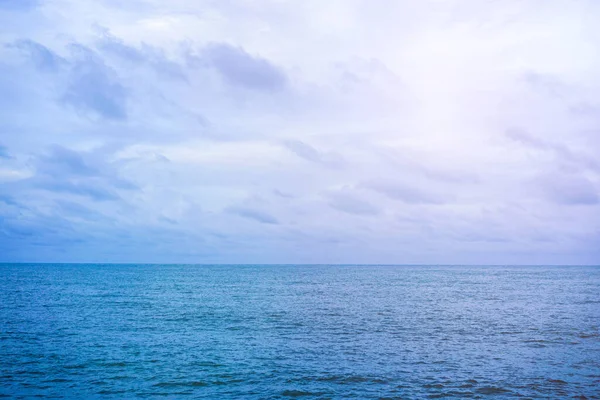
left=1, top=264, right=599, bottom=399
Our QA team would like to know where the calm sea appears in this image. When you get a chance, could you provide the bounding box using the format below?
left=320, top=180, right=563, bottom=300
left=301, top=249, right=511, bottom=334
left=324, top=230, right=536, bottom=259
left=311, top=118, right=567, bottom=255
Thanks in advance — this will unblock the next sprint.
left=1, top=264, right=599, bottom=399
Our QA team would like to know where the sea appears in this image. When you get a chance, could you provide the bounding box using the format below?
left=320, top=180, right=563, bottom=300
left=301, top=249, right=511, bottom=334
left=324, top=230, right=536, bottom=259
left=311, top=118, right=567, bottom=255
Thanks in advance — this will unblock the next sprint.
left=1, top=264, right=599, bottom=399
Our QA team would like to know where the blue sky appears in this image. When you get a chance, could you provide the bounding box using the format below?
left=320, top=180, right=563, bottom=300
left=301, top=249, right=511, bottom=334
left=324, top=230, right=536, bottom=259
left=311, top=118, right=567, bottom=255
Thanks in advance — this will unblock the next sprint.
left=0, top=0, right=599, bottom=264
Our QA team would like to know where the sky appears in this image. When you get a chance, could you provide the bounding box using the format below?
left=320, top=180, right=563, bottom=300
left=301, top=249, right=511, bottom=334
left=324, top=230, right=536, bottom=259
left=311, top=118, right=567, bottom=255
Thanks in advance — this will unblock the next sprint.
left=0, top=0, right=599, bottom=264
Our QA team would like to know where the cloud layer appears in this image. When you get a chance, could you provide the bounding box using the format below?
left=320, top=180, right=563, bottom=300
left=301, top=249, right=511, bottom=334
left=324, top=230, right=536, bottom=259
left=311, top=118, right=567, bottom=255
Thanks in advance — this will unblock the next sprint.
left=1, top=0, right=599, bottom=264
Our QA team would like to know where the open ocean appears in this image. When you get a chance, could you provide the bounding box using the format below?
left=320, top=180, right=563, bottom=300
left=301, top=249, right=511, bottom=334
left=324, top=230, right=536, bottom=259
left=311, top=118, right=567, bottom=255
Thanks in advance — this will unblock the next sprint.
left=1, top=264, right=599, bottom=399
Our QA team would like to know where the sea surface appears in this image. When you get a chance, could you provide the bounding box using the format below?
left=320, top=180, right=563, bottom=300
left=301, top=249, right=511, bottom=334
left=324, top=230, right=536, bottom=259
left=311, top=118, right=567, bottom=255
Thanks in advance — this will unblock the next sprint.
left=1, top=264, right=599, bottom=399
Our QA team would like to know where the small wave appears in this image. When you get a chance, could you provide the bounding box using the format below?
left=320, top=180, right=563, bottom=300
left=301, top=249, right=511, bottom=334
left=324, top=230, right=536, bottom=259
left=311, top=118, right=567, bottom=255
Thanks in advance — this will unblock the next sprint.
left=212, top=379, right=244, bottom=385
left=427, top=393, right=450, bottom=399
left=225, top=326, right=244, bottom=331
left=63, top=364, right=86, bottom=370
left=315, top=375, right=388, bottom=384
left=189, top=361, right=225, bottom=368
left=43, top=378, right=71, bottom=383
left=578, top=333, right=599, bottom=339
left=523, top=339, right=548, bottom=348
left=282, top=390, right=327, bottom=397
left=152, top=381, right=208, bottom=388
left=102, top=362, right=129, bottom=367
left=15, top=369, right=44, bottom=375
left=459, top=379, right=479, bottom=388
left=188, top=381, right=209, bottom=387
left=162, top=317, right=192, bottom=322
left=423, top=383, right=444, bottom=389
left=106, top=375, right=132, bottom=381
left=97, top=390, right=128, bottom=395
left=548, top=379, right=568, bottom=385
left=475, top=386, right=511, bottom=395
left=447, top=391, right=475, bottom=397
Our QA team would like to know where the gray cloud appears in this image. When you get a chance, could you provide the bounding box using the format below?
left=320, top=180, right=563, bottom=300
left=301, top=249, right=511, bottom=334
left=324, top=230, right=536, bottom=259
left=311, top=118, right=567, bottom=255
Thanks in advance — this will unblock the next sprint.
left=0, top=193, right=17, bottom=206
left=62, top=44, right=128, bottom=120
left=283, top=140, right=321, bottom=163
left=55, top=199, right=108, bottom=221
left=273, top=189, right=295, bottom=199
left=97, top=33, right=146, bottom=64
left=226, top=206, right=279, bottom=224
left=39, top=145, right=100, bottom=176
left=36, top=180, right=121, bottom=201
left=19, top=145, right=138, bottom=201
left=506, top=128, right=600, bottom=173
left=536, top=173, right=599, bottom=206
left=363, top=180, right=447, bottom=204
left=11, top=39, right=65, bottom=72
left=506, top=128, right=550, bottom=149
left=522, top=72, right=568, bottom=99
left=328, top=191, right=380, bottom=216
left=197, top=43, right=287, bottom=91
left=96, top=31, right=188, bottom=81
left=370, top=145, right=480, bottom=185
left=282, top=140, right=345, bottom=168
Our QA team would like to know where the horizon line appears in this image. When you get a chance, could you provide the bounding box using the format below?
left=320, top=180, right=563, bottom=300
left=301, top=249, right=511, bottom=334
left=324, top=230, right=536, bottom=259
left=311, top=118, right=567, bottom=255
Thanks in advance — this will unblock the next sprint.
left=1, top=262, right=599, bottom=267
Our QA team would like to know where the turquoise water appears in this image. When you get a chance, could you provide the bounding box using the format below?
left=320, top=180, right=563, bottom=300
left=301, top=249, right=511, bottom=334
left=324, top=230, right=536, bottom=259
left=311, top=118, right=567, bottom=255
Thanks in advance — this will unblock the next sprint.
left=1, top=264, right=599, bottom=399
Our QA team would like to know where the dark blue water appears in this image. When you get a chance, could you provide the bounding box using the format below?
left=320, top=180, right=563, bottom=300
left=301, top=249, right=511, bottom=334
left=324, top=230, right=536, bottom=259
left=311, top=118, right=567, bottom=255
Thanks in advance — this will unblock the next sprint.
left=1, top=264, right=599, bottom=399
